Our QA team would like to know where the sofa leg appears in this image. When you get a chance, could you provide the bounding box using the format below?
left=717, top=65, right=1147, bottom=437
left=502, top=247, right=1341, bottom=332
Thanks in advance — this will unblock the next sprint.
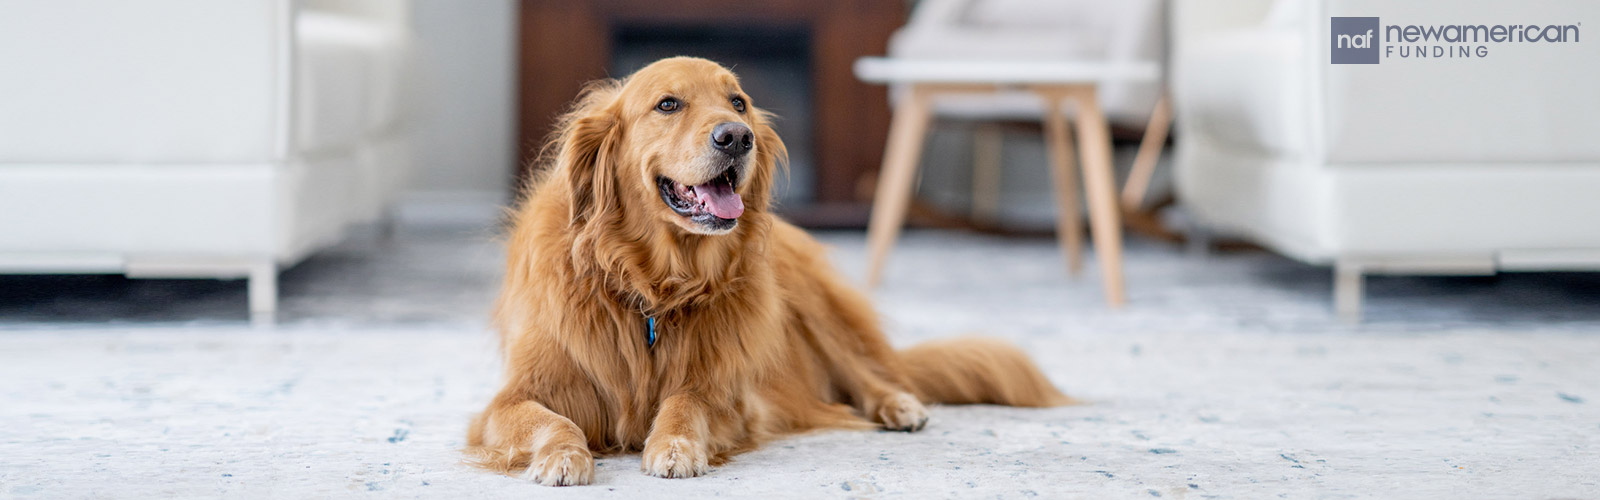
left=249, top=261, right=278, bottom=323
left=1334, top=261, right=1364, bottom=322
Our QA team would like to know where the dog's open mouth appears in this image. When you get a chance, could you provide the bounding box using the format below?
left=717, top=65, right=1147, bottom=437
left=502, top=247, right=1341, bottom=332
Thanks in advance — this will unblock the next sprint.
left=657, top=164, right=743, bottom=230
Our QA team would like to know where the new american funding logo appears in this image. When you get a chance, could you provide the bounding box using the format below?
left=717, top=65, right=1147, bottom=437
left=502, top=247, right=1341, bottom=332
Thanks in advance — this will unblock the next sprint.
left=1331, top=16, right=1581, bottom=64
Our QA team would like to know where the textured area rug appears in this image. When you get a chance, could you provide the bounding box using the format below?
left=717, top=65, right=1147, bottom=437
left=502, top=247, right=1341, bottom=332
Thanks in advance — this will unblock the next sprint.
left=2, top=228, right=1598, bottom=498
left=2, top=327, right=1596, bottom=498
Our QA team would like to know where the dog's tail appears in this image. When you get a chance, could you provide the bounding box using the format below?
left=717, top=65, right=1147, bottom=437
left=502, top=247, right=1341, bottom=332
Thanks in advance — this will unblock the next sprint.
left=898, top=337, right=1075, bottom=407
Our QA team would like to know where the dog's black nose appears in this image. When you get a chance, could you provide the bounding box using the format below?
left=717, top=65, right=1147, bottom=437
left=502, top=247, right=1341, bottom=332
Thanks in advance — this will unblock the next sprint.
left=711, top=122, right=753, bottom=156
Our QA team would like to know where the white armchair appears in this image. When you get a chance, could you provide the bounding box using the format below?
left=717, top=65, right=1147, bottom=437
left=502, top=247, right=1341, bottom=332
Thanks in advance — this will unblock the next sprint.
left=1172, top=0, right=1600, bottom=318
left=887, top=0, right=1165, bottom=124
left=0, top=0, right=414, bottom=317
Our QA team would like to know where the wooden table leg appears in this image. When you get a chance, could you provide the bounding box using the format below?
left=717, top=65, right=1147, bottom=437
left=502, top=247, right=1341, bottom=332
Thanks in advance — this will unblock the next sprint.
left=1070, top=87, right=1127, bottom=307
left=865, top=86, right=935, bottom=287
left=1040, top=97, right=1085, bottom=275
left=1121, top=90, right=1172, bottom=211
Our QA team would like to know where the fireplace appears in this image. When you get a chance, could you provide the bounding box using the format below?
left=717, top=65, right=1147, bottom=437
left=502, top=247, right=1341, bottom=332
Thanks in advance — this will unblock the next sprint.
left=516, top=0, right=906, bottom=225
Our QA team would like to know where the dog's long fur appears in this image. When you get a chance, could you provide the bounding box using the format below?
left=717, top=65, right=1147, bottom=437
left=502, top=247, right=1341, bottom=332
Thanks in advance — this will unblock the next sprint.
left=466, top=57, right=1071, bottom=485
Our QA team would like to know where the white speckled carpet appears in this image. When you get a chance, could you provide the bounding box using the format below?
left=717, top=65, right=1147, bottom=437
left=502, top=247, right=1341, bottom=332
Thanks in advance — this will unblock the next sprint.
left=2, top=227, right=1598, bottom=498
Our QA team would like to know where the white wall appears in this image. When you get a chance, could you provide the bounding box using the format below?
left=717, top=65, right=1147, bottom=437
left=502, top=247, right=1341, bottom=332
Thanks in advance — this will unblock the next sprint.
left=403, top=0, right=517, bottom=220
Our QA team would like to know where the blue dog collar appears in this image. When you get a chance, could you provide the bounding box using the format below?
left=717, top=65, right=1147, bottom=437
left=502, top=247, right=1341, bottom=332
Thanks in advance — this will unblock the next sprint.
left=646, top=316, right=657, bottom=347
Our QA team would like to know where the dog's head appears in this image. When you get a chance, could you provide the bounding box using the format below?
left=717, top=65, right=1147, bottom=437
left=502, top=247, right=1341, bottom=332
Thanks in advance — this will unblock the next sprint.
left=553, top=57, right=786, bottom=236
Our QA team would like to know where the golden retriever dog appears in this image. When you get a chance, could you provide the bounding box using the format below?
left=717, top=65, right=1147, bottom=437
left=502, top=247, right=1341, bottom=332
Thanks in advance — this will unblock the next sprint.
left=467, top=57, right=1071, bottom=486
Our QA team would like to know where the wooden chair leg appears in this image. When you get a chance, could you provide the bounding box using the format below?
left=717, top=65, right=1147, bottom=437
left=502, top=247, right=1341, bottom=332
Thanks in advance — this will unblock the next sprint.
left=1122, top=91, right=1172, bottom=211
left=1071, top=87, right=1127, bottom=307
left=971, top=122, right=1004, bottom=224
left=1041, top=99, right=1085, bottom=275
left=865, top=86, right=935, bottom=287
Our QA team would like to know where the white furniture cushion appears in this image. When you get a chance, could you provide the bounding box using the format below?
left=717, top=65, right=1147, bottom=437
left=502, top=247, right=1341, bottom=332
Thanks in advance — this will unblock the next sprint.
left=1319, top=0, right=1600, bottom=164
left=0, top=0, right=279, bottom=163
left=1175, top=29, right=1308, bottom=156
left=296, top=11, right=408, bottom=155
left=1175, top=0, right=1600, bottom=260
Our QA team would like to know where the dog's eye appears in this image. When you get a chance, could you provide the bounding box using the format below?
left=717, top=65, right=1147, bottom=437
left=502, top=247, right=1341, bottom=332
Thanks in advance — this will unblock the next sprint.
left=730, top=97, right=746, bottom=113
left=656, top=98, right=680, bottom=114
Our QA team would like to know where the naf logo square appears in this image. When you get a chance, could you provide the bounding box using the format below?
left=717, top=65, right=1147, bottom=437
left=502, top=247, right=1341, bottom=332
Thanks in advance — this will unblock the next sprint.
left=1331, top=17, right=1380, bottom=64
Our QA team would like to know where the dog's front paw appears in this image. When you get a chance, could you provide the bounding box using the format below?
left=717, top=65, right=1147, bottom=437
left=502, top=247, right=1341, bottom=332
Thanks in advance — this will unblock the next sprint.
left=876, top=391, right=929, bottom=432
left=522, top=445, right=594, bottom=486
left=641, top=435, right=709, bottom=478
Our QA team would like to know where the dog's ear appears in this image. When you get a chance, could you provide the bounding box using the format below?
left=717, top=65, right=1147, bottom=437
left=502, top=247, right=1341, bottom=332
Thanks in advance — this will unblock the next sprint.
left=557, top=81, right=622, bottom=225
left=746, top=108, right=789, bottom=212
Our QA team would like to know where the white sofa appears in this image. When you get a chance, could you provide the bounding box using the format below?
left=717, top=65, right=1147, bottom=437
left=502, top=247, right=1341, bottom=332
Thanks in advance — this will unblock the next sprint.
left=1172, top=0, right=1600, bottom=318
left=0, top=0, right=413, bottom=317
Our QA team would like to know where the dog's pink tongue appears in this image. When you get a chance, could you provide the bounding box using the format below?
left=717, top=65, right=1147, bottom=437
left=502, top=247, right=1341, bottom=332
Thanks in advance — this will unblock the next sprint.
left=694, top=181, right=744, bottom=219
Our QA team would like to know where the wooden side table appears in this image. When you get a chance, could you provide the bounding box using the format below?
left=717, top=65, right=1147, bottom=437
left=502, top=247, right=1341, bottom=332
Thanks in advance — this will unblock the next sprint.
left=853, top=58, right=1162, bottom=307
